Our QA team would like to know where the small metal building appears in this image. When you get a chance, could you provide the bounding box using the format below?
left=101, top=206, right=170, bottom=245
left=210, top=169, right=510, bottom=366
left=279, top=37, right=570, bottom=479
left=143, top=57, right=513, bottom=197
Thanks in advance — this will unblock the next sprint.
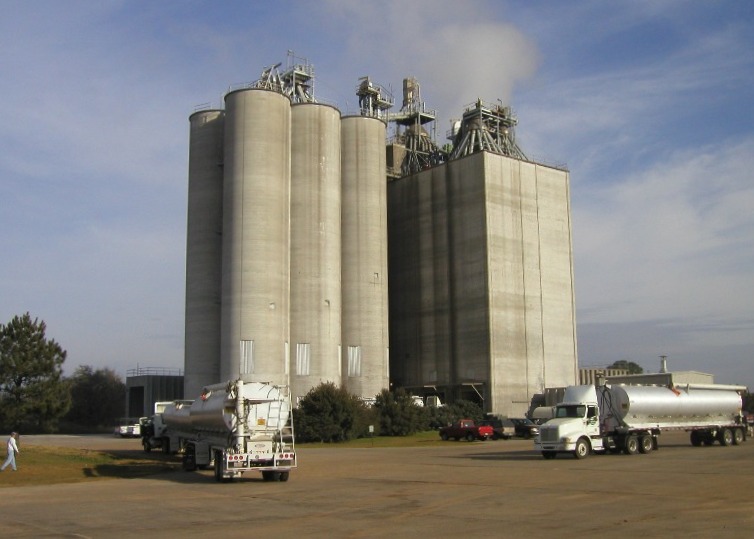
left=125, top=368, right=184, bottom=418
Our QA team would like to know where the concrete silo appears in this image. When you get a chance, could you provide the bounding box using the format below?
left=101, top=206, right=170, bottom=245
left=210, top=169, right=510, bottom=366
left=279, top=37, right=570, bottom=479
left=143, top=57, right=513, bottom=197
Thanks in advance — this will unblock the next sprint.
left=184, top=109, right=224, bottom=398
left=289, top=102, right=342, bottom=403
left=340, top=115, right=390, bottom=399
left=221, top=89, right=291, bottom=387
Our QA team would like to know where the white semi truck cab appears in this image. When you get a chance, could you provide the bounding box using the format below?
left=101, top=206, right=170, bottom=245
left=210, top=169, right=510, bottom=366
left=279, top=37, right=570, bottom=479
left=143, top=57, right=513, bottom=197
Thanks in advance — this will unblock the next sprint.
left=535, top=384, right=746, bottom=459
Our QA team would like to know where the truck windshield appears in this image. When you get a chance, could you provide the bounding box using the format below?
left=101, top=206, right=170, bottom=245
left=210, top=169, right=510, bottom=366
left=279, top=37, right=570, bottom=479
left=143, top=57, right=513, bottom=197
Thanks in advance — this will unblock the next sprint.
left=555, top=405, right=586, bottom=418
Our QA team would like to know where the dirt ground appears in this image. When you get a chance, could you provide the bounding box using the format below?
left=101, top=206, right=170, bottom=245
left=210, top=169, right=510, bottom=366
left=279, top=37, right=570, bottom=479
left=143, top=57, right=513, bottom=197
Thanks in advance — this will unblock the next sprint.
left=2, top=431, right=753, bottom=538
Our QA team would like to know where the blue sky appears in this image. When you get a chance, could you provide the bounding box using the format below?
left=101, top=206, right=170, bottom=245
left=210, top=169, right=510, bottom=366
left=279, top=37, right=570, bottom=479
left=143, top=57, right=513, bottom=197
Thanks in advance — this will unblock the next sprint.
left=1, top=0, right=752, bottom=389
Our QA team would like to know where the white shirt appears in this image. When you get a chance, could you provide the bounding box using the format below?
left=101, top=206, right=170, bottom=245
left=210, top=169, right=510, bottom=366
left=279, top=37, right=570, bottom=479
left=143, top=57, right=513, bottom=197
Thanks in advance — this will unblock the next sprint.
left=7, top=436, right=18, bottom=454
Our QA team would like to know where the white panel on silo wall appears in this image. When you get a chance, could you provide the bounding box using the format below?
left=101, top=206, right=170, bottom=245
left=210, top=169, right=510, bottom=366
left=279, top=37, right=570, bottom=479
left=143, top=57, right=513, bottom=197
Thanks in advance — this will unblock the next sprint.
left=535, top=164, right=577, bottom=388
left=290, top=103, right=342, bottom=402
left=485, top=153, right=533, bottom=416
left=445, top=155, right=491, bottom=393
left=387, top=165, right=453, bottom=390
left=221, top=89, right=291, bottom=387
left=518, top=160, right=546, bottom=396
left=341, top=116, right=389, bottom=399
left=184, top=109, right=224, bottom=398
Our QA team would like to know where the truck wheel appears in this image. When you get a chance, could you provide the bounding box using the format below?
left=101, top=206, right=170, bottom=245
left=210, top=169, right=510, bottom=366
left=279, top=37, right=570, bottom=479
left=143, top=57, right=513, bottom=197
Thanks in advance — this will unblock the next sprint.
left=733, top=428, right=744, bottom=445
left=719, top=429, right=734, bottom=446
left=440, top=432, right=449, bottom=441
left=542, top=451, right=556, bottom=459
left=574, top=438, right=590, bottom=459
left=182, top=448, right=197, bottom=472
left=466, top=433, right=475, bottom=442
left=638, top=435, right=653, bottom=454
left=214, top=451, right=224, bottom=482
left=623, top=435, right=639, bottom=455
left=690, top=431, right=702, bottom=446
left=279, top=471, right=290, bottom=482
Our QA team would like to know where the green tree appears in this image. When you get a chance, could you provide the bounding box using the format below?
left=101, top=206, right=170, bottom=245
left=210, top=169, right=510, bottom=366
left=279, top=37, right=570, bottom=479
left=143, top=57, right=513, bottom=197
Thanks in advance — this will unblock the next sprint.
left=293, top=382, right=372, bottom=443
left=64, top=366, right=126, bottom=431
left=608, top=360, right=644, bottom=374
left=0, top=313, right=71, bottom=433
left=373, top=388, right=427, bottom=436
left=424, top=399, right=484, bottom=429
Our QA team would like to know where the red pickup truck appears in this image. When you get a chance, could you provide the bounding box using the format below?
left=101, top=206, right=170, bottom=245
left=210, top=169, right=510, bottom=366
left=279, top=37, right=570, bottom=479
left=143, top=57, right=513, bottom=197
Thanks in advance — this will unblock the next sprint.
left=439, top=419, right=494, bottom=441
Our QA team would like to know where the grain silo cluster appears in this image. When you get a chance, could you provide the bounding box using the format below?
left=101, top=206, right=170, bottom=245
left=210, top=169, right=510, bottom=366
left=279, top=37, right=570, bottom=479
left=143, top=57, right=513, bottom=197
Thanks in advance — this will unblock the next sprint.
left=184, top=54, right=578, bottom=416
left=184, top=57, right=389, bottom=404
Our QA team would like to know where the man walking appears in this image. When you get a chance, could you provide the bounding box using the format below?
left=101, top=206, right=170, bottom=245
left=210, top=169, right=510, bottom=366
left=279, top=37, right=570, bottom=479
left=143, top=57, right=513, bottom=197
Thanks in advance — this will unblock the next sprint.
left=1, top=432, right=19, bottom=471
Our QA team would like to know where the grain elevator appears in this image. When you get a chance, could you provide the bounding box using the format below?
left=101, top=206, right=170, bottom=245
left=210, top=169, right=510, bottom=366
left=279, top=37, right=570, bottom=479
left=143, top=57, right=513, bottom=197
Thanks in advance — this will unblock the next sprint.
left=184, top=55, right=577, bottom=415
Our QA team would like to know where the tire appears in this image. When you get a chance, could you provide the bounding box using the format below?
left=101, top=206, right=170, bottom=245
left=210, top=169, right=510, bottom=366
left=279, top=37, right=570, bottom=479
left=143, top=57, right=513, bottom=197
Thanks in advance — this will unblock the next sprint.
left=690, top=431, right=702, bottom=446
left=466, top=433, right=475, bottom=442
left=719, top=428, right=733, bottom=447
left=623, top=435, right=639, bottom=455
left=733, top=428, right=744, bottom=445
left=639, top=435, right=653, bottom=454
left=440, top=432, right=449, bottom=441
left=573, top=438, right=590, bottom=459
left=265, top=471, right=281, bottom=482
left=214, top=451, right=224, bottom=482
left=542, top=451, right=556, bottom=460
left=182, top=448, right=197, bottom=472
left=279, top=471, right=290, bottom=482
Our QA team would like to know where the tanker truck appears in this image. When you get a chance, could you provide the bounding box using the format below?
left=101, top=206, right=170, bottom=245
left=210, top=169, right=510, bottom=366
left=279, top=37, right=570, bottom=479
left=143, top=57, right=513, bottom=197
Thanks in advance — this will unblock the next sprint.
left=141, top=380, right=296, bottom=481
left=534, top=383, right=747, bottom=459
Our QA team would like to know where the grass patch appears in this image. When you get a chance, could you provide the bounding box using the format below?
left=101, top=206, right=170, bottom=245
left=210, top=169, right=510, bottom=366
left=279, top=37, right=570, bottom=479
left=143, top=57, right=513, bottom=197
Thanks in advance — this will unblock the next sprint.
left=0, top=431, right=478, bottom=487
left=0, top=446, right=177, bottom=488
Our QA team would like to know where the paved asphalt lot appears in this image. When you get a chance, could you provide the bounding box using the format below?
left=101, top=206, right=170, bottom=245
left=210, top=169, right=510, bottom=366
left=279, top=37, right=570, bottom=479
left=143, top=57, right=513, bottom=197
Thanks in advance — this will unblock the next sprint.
left=2, top=432, right=753, bottom=538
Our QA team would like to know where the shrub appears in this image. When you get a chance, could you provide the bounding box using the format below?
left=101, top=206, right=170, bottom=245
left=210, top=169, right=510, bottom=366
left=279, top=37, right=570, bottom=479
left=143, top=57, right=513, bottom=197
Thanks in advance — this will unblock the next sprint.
left=373, top=388, right=428, bottom=436
left=294, top=382, right=371, bottom=442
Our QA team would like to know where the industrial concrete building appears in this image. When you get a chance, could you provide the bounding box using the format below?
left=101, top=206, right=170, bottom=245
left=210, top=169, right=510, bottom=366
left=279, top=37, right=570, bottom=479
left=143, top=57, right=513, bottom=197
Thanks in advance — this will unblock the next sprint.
left=183, top=55, right=577, bottom=415
left=183, top=56, right=390, bottom=403
left=388, top=143, right=578, bottom=417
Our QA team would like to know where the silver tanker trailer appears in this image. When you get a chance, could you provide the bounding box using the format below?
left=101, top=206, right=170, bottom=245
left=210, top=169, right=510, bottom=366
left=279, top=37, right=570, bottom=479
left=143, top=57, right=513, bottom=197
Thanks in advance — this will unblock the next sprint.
left=141, top=379, right=296, bottom=481
left=534, top=383, right=747, bottom=459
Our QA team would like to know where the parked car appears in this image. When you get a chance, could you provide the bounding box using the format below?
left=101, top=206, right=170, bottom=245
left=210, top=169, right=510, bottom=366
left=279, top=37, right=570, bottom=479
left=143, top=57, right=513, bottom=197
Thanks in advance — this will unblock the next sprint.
left=509, top=418, right=539, bottom=438
left=479, top=418, right=515, bottom=440
left=114, top=417, right=142, bottom=438
left=439, top=419, right=494, bottom=441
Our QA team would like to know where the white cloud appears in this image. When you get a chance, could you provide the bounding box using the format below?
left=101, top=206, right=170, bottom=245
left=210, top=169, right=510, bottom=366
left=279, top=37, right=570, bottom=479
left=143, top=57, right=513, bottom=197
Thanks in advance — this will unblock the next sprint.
left=319, top=0, right=540, bottom=124
left=574, top=137, right=754, bottom=329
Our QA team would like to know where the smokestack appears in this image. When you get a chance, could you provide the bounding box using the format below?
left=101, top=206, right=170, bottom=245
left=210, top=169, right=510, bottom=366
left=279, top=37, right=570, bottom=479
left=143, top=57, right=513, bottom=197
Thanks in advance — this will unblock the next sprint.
left=659, top=355, right=668, bottom=374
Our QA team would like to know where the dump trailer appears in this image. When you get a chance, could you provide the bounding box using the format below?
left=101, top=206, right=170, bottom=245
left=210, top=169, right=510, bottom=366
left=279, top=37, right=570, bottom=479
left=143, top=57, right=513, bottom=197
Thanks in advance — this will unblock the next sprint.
left=535, top=384, right=747, bottom=459
left=142, top=380, right=296, bottom=481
